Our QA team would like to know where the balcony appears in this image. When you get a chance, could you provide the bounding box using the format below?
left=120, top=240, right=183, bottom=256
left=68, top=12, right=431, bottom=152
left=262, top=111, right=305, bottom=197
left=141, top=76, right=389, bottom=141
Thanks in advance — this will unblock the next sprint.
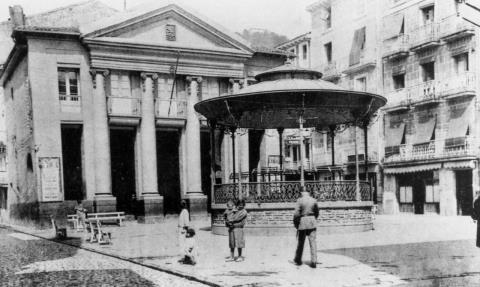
left=407, top=73, right=476, bottom=104
left=384, top=137, right=475, bottom=163
left=383, top=34, right=410, bottom=60
left=406, top=80, right=441, bottom=105
left=321, top=61, right=342, bottom=82
left=155, top=98, right=187, bottom=118
left=107, top=97, right=141, bottom=117
left=439, top=15, right=475, bottom=42
left=384, top=88, right=410, bottom=111
left=347, top=152, right=379, bottom=164
left=410, top=23, right=441, bottom=52
left=341, top=52, right=376, bottom=75
left=60, top=95, right=81, bottom=113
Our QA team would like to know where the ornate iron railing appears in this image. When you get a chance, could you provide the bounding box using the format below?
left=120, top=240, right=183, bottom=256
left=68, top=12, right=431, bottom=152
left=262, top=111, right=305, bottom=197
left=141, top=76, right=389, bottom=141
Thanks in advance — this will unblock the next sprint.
left=213, top=180, right=372, bottom=204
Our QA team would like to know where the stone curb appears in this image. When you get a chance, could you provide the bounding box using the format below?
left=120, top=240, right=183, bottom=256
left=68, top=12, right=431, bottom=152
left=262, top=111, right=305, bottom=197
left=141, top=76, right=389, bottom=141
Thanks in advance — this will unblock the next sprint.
left=0, top=224, right=222, bottom=287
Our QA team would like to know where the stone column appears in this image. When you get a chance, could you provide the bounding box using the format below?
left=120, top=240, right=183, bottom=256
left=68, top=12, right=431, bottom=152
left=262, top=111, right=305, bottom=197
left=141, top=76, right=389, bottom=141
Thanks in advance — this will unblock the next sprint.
left=439, top=168, right=457, bottom=216
left=230, top=79, right=249, bottom=182
left=90, top=69, right=116, bottom=212
left=139, top=72, right=162, bottom=222
left=186, top=76, right=207, bottom=218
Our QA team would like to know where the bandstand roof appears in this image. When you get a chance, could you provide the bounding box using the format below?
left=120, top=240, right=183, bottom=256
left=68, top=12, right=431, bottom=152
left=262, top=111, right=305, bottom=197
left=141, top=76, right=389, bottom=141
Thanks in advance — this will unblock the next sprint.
left=194, top=63, right=387, bottom=129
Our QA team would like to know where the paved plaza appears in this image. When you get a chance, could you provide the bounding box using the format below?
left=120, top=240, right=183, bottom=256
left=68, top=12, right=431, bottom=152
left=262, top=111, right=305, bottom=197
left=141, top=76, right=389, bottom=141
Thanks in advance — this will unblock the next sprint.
left=1, top=214, right=479, bottom=286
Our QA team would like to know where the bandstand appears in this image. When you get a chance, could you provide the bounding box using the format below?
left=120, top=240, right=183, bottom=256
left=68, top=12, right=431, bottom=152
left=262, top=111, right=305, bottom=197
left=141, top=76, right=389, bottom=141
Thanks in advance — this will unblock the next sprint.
left=194, top=63, right=386, bottom=235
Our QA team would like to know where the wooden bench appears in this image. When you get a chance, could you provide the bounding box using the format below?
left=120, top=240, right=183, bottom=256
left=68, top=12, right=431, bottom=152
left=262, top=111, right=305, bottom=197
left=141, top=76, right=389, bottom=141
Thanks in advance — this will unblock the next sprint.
left=87, top=212, right=125, bottom=226
left=67, top=214, right=80, bottom=230
left=86, top=220, right=111, bottom=245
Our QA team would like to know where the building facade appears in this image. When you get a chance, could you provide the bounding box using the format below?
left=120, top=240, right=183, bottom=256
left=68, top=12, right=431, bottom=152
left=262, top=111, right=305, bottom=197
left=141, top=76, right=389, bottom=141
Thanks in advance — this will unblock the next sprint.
left=0, top=3, right=286, bottom=226
left=309, top=0, right=480, bottom=216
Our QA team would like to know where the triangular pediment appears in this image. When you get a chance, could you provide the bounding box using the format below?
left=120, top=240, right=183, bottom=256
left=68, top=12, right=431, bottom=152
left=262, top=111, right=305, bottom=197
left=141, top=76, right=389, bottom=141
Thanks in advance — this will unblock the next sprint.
left=83, top=4, right=252, bottom=54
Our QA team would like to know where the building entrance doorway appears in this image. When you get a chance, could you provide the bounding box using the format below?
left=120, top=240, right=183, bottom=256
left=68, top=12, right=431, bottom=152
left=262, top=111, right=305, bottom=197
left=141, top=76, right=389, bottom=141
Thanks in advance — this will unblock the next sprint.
left=456, top=170, right=473, bottom=216
left=200, top=131, right=212, bottom=212
left=157, top=130, right=181, bottom=215
left=61, top=124, right=83, bottom=201
left=110, top=128, right=136, bottom=215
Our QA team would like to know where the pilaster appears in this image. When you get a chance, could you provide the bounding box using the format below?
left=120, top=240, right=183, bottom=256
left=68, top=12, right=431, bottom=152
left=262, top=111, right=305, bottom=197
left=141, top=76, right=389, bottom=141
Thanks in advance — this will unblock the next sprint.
left=439, top=168, right=457, bottom=216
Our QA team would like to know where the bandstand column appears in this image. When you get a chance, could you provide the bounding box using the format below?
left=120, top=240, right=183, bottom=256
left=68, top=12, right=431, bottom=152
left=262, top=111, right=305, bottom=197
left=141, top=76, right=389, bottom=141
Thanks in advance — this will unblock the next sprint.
left=363, top=121, right=369, bottom=182
left=209, top=120, right=217, bottom=204
left=277, top=127, right=284, bottom=180
left=299, top=116, right=305, bottom=191
left=329, top=125, right=336, bottom=180
left=90, top=69, right=116, bottom=212
left=186, top=76, right=207, bottom=217
left=139, top=72, right=162, bottom=222
left=230, top=79, right=248, bottom=182
left=354, top=125, right=361, bottom=201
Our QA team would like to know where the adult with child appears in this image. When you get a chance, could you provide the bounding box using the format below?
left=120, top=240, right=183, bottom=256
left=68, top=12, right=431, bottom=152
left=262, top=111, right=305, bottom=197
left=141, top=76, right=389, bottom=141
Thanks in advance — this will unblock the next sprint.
left=292, top=190, right=319, bottom=268
left=227, top=199, right=248, bottom=262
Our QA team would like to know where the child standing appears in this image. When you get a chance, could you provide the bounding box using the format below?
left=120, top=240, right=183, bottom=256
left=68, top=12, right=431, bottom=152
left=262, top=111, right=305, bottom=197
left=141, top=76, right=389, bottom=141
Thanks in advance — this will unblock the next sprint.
left=230, top=199, right=248, bottom=262
left=182, top=228, right=198, bottom=265
left=74, top=200, right=87, bottom=231
left=178, top=200, right=190, bottom=254
left=223, top=199, right=235, bottom=261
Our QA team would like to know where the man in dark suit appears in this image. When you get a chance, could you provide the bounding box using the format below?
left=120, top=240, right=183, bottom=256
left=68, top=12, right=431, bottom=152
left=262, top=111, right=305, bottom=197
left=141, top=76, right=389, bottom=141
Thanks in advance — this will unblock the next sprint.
left=292, top=190, right=319, bottom=268
left=472, top=193, right=480, bottom=248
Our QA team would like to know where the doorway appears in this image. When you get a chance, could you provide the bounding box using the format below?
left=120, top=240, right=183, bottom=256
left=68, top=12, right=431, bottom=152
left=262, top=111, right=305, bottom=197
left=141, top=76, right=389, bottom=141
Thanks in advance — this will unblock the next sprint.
left=110, top=128, right=136, bottom=215
left=157, top=130, right=181, bottom=215
left=61, top=124, right=83, bottom=201
left=456, top=170, right=473, bottom=216
left=200, top=131, right=212, bottom=211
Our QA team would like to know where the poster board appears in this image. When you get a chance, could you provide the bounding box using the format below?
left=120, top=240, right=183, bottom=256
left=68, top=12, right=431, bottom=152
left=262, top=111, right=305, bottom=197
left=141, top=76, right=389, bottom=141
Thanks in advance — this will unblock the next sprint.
left=39, top=157, right=63, bottom=202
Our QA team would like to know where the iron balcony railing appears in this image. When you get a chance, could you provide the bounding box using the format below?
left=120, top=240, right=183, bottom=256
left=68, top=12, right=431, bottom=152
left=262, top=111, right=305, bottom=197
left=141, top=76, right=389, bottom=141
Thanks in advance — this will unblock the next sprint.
left=107, top=97, right=141, bottom=116
left=213, top=180, right=371, bottom=204
left=410, top=22, right=440, bottom=49
left=384, top=137, right=474, bottom=163
left=406, top=73, right=476, bottom=103
left=155, top=98, right=187, bottom=118
left=321, top=61, right=342, bottom=80
left=385, top=88, right=411, bottom=108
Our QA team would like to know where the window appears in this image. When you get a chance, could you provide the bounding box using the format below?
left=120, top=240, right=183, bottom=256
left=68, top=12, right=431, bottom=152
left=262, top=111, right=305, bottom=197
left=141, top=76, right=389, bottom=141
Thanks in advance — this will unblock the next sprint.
left=422, top=5, right=434, bottom=25
left=324, top=42, right=332, bottom=63
left=58, top=68, right=79, bottom=101
left=425, top=185, right=439, bottom=203
left=0, top=186, right=6, bottom=210
left=421, top=62, right=435, bottom=82
left=454, top=53, right=469, bottom=74
left=326, top=6, right=332, bottom=28
left=166, top=24, right=176, bottom=41
left=393, top=74, right=405, bottom=90
left=355, top=77, right=367, bottom=92
left=302, top=44, right=308, bottom=60
left=110, top=72, right=131, bottom=98
left=399, top=186, right=412, bottom=203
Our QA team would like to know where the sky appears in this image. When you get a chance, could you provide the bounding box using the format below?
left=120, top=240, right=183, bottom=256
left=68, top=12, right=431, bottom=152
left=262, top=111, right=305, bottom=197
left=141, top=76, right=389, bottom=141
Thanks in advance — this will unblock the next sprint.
left=0, top=0, right=314, bottom=38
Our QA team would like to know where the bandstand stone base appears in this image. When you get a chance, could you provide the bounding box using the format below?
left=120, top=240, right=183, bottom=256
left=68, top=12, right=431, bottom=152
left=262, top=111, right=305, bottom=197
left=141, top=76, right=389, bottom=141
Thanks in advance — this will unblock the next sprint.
left=211, top=201, right=374, bottom=236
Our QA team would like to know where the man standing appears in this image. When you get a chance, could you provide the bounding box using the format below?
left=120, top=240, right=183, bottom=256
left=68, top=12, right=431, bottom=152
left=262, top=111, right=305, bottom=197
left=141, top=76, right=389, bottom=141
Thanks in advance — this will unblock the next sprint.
left=292, top=190, right=319, bottom=268
left=472, top=193, right=480, bottom=248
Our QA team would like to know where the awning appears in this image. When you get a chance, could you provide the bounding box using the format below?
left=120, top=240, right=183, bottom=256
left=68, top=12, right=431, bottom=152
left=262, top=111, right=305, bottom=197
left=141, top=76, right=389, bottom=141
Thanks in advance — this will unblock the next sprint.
left=349, top=27, right=366, bottom=66
left=383, top=14, right=404, bottom=40
left=385, top=123, right=405, bottom=147
left=384, top=163, right=441, bottom=174
left=444, top=160, right=476, bottom=170
left=446, top=109, right=470, bottom=139
left=412, top=118, right=436, bottom=144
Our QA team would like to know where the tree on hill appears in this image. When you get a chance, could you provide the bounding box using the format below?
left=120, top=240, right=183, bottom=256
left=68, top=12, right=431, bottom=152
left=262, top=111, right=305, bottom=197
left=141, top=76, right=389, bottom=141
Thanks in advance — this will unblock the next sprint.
left=238, top=29, right=289, bottom=48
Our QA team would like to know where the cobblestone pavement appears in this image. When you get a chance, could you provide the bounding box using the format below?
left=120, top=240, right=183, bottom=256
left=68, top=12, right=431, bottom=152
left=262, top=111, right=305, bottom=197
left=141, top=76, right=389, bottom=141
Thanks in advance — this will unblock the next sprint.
left=0, top=228, right=207, bottom=287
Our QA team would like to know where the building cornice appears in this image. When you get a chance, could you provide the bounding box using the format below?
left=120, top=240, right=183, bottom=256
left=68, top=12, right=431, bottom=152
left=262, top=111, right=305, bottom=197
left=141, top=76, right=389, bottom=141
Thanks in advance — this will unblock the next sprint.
left=0, top=44, right=27, bottom=86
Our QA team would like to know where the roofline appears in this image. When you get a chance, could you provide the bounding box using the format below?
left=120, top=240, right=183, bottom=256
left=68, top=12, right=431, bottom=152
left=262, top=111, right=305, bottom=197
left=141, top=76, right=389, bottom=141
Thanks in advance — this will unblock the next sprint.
left=0, top=44, right=27, bottom=86
left=275, top=32, right=311, bottom=50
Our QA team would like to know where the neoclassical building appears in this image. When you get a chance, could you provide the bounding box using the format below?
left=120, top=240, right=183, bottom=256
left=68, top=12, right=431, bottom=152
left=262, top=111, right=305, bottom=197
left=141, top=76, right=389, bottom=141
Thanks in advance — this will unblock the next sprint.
left=0, top=2, right=286, bottom=226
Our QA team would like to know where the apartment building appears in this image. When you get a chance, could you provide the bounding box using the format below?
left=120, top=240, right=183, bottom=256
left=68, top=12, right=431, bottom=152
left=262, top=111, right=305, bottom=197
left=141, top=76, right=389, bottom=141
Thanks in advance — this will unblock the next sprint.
left=276, top=32, right=311, bottom=68
left=307, top=0, right=384, bottom=203
left=309, top=0, right=479, bottom=216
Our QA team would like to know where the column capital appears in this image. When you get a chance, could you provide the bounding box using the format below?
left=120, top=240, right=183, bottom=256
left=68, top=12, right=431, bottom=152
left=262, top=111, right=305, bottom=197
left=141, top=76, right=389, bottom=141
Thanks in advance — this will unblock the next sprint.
left=186, top=76, right=203, bottom=83
left=229, top=78, right=244, bottom=85
left=89, top=69, right=109, bottom=89
left=140, top=72, right=159, bottom=80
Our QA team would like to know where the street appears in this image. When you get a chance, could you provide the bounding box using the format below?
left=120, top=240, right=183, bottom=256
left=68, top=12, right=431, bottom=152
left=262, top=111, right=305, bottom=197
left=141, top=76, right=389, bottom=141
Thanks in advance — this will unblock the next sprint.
left=0, top=227, right=207, bottom=287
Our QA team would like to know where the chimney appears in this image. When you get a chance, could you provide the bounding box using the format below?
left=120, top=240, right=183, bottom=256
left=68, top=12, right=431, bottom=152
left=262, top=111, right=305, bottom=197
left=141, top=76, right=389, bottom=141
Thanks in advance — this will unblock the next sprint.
left=9, top=5, right=25, bottom=28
